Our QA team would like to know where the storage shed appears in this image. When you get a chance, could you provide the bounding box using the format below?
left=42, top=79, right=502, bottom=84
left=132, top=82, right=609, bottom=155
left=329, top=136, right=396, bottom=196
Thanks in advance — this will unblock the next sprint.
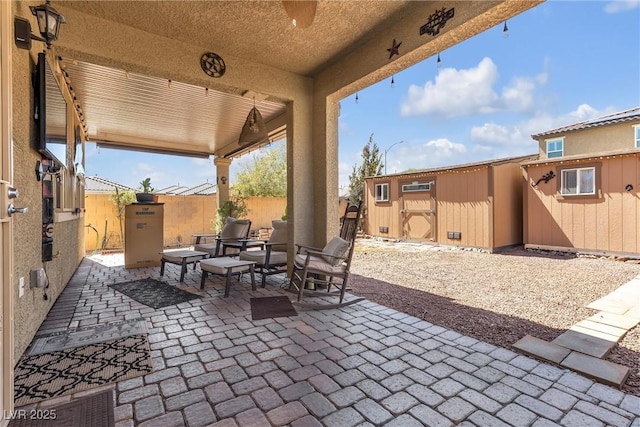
left=364, top=154, right=535, bottom=251
left=522, top=107, right=640, bottom=256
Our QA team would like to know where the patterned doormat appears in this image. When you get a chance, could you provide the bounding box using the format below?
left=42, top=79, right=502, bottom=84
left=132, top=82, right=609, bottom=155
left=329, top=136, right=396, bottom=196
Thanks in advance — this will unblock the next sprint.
left=9, top=390, right=114, bottom=427
left=14, top=334, right=152, bottom=407
left=109, top=278, right=202, bottom=309
left=28, top=319, right=148, bottom=356
left=250, top=296, right=297, bottom=321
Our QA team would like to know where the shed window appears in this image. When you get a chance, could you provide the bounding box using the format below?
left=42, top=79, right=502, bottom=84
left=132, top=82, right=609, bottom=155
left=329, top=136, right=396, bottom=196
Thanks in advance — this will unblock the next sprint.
left=375, top=183, right=389, bottom=202
left=634, top=125, right=640, bottom=148
left=561, top=167, right=595, bottom=195
left=546, top=138, right=564, bottom=158
left=402, top=182, right=431, bottom=192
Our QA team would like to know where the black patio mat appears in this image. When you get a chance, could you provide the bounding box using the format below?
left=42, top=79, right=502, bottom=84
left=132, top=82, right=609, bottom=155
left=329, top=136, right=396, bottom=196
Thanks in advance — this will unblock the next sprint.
left=9, top=390, right=114, bottom=427
left=250, top=296, right=298, bottom=321
left=109, top=278, right=201, bottom=309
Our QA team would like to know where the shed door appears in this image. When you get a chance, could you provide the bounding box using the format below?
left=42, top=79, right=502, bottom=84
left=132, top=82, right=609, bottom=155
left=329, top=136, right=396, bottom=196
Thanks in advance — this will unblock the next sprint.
left=400, top=181, right=434, bottom=241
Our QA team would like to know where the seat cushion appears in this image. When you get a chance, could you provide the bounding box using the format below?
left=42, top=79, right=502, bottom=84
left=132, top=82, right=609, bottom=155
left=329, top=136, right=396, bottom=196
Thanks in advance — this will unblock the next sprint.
left=200, top=258, right=253, bottom=275
left=163, top=254, right=203, bottom=264
left=321, top=236, right=349, bottom=266
left=295, top=254, right=345, bottom=275
left=194, top=243, right=218, bottom=256
left=240, top=250, right=287, bottom=266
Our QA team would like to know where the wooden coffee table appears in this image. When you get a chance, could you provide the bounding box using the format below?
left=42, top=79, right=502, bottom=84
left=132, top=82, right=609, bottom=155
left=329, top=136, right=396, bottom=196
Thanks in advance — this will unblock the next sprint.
left=160, top=250, right=209, bottom=283
left=200, top=257, right=256, bottom=297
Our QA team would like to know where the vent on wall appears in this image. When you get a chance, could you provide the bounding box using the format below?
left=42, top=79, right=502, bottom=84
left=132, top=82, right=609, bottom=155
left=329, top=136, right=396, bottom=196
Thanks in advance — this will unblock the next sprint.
left=447, top=231, right=461, bottom=240
left=379, top=226, right=389, bottom=234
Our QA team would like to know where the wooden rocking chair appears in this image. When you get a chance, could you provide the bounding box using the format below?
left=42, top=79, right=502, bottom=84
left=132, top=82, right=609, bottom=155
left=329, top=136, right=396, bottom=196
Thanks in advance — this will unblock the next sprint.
left=288, top=201, right=364, bottom=309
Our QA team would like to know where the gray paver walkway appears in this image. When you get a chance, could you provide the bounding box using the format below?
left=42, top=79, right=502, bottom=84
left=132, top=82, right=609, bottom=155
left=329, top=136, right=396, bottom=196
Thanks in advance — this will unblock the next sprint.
left=18, top=253, right=640, bottom=426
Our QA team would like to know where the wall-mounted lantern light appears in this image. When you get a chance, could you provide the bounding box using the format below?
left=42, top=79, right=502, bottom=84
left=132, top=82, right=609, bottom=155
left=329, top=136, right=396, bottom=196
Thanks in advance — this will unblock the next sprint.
left=15, top=0, right=65, bottom=50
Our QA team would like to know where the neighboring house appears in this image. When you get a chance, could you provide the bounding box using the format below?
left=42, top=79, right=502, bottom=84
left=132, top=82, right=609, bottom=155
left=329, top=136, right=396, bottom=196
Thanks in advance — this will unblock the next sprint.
left=364, top=154, right=536, bottom=252
left=522, top=107, right=640, bottom=256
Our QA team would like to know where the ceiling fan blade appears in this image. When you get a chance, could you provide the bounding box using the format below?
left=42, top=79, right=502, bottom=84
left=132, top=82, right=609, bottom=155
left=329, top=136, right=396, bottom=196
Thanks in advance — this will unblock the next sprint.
left=282, top=1, right=318, bottom=29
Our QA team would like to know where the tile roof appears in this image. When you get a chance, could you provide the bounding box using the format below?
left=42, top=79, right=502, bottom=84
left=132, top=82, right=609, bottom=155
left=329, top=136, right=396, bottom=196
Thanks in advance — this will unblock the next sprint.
left=84, top=176, right=135, bottom=193
left=532, top=107, right=640, bottom=138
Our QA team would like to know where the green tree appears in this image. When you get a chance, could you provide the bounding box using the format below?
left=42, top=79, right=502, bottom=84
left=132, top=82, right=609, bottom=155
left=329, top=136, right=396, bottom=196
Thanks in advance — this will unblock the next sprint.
left=233, top=145, right=286, bottom=197
left=212, top=196, right=249, bottom=233
left=348, top=134, right=383, bottom=203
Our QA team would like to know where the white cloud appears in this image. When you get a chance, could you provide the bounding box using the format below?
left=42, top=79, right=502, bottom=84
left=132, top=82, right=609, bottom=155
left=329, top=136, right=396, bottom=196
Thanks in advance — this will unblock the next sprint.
left=470, top=103, right=614, bottom=151
left=501, top=77, right=536, bottom=112
left=401, top=57, right=546, bottom=118
left=401, top=57, right=499, bottom=117
left=425, top=138, right=467, bottom=155
left=604, top=0, right=639, bottom=13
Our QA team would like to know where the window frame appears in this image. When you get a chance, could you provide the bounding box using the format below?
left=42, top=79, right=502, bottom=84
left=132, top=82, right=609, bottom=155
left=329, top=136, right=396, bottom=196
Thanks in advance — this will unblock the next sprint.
left=559, top=166, right=596, bottom=196
left=401, top=182, right=431, bottom=192
left=546, top=137, right=564, bottom=158
left=634, top=125, right=640, bottom=148
left=374, top=182, right=390, bottom=202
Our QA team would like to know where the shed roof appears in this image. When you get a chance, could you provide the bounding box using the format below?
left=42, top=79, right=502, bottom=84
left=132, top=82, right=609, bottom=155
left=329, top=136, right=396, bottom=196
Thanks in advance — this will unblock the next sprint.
left=532, top=107, right=640, bottom=139
left=365, top=154, right=537, bottom=181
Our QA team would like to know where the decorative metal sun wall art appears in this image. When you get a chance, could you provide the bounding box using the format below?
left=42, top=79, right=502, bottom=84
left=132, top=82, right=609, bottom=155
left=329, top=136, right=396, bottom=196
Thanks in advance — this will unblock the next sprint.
left=200, top=52, right=226, bottom=78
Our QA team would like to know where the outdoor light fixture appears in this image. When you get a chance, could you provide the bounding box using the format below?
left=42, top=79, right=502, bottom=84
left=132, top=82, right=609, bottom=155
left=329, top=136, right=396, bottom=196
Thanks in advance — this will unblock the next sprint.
left=436, top=52, right=442, bottom=70
left=503, top=21, right=509, bottom=38
left=238, top=105, right=268, bottom=146
left=282, top=1, right=317, bottom=28
left=15, top=0, right=66, bottom=50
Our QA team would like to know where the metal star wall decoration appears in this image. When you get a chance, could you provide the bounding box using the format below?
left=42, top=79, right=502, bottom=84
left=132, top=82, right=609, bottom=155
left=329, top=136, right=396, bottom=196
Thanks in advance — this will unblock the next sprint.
left=387, top=39, right=402, bottom=59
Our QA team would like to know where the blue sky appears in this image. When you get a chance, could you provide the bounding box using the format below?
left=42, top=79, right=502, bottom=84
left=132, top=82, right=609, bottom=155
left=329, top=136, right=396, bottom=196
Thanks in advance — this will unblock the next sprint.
left=85, top=0, right=640, bottom=192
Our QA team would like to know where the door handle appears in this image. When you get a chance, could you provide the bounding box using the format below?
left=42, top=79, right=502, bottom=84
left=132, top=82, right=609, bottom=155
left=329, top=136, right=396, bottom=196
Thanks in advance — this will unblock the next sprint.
left=7, top=204, right=28, bottom=216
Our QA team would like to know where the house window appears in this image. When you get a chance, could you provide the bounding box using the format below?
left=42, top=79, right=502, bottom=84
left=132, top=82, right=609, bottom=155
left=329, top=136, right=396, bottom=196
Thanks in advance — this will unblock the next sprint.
left=374, top=183, right=389, bottom=202
left=561, top=167, right=595, bottom=195
left=402, top=182, right=431, bottom=192
left=634, top=125, right=640, bottom=148
left=546, top=138, right=564, bottom=158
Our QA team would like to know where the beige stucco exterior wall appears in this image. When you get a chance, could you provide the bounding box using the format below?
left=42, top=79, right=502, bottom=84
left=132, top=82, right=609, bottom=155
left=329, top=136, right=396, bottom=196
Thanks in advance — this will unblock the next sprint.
left=11, top=1, right=85, bottom=361
left=537, top=120, right=640, bottom=158
left=523, top=153, right=640, bottom=255
left=492, top=162, right=525, bottom=248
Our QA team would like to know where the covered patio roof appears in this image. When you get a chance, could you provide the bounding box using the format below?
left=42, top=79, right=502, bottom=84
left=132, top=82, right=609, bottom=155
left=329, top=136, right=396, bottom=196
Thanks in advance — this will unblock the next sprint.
left=54, top=1, right=542, bottom=159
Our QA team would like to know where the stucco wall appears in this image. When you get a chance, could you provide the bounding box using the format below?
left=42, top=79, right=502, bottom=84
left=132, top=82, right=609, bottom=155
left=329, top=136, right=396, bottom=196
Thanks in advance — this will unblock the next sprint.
left=537, top=120, right=640, bottom=158
left=523, top=153, right=640, bottom=255
left=12, top=2, right=84, bottom=361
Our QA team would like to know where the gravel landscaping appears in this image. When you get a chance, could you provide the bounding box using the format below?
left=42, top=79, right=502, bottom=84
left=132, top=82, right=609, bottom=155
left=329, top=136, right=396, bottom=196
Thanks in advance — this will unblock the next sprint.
left=348, top=238, right=640, bottom=397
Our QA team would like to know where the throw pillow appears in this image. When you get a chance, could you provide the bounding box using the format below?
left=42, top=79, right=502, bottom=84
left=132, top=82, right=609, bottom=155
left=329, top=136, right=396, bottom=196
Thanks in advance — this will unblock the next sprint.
left=321, top=236, right=349, bottom=266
